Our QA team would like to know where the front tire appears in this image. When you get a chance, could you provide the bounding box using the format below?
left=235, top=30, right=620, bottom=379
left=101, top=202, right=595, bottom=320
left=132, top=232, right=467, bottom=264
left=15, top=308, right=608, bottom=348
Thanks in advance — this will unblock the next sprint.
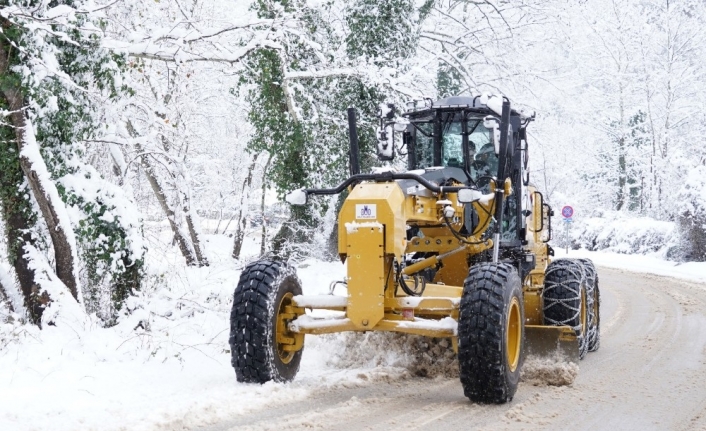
left=458, top=263, right=524, bottom=404
left=229, top=260, right=304, bottom=383
left=543, top=259, right=589, bottom=360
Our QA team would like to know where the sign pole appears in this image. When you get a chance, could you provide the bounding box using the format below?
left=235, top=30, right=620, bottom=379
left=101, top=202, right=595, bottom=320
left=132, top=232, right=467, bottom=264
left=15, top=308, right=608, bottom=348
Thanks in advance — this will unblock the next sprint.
left=560, top=205, right=574, bottom=255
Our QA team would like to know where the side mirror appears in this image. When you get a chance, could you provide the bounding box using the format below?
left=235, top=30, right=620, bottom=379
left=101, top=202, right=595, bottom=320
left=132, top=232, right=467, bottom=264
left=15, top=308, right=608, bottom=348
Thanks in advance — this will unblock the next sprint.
left=376, top=102, right=397, bottom=161
left=376, top=124, right=395, bottom=161
left=483, top=116, right=501, bottom=155
left=285, top=188, right=308, bottom=206
left=458, top=188, right=483, bottom=204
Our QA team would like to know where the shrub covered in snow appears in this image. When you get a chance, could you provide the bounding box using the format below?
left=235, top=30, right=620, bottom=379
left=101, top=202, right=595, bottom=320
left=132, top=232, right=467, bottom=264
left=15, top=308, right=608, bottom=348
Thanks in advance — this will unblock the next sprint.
left=675, top=165, right=706, bottom=262
left=569, top=211, right=676, bottom=256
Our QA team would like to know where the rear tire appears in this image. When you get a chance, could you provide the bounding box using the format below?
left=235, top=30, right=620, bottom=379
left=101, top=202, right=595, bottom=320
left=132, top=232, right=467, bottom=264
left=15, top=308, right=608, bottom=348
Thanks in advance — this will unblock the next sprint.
left=458, top=263, right=524, bottom=404
left=229, top=260, right=304, bottom=383
left=543, top=259, right=588, bottom=360
left=578, top=258, right=600, bottom=352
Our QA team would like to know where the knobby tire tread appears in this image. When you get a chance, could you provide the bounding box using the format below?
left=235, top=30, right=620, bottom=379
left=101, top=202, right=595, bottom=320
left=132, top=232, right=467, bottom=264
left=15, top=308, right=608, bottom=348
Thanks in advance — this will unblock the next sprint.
left=458, top=262, right=523, bottom=404
left=229, top=260, right=302, bottom=383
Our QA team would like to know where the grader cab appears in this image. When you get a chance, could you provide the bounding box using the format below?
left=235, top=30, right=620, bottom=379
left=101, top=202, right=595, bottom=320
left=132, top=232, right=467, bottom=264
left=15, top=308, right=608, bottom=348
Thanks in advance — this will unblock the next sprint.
left=228, top=95, right=601, bottom=403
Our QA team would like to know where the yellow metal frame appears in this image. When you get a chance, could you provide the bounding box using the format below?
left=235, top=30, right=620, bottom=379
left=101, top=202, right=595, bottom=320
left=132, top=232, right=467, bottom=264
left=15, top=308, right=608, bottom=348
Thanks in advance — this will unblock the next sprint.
left=277, top=180, right=576, bottom=358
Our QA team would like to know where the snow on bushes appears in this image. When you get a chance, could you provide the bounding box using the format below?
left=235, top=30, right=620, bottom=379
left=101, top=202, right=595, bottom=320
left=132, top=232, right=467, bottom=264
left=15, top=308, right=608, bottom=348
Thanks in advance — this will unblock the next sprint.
left=676, top=164, right=706, bottom=262
left=568, top=164, right=706, bottom=262
left=570, top=210, right=676, bottom=256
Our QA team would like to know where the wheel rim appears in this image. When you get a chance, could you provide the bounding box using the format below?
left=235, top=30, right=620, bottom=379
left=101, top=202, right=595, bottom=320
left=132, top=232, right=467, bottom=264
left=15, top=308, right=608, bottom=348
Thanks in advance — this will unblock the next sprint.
left=506, top=296, right=522, bottom=373
left=275, top=292, right=297, bottom=364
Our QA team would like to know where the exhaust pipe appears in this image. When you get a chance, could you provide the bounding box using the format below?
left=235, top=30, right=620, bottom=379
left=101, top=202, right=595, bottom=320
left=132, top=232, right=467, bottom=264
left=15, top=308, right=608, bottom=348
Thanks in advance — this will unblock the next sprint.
left=347, top=107, right=360, bottom=176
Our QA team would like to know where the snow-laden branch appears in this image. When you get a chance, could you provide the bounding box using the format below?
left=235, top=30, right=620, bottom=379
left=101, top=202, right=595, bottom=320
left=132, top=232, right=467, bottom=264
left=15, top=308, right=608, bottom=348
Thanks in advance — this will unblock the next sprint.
left=284, top=68, right=362, bottom=80
left=0, top=16, right=89, bottom=93
left=103, top=36, right=284, bottom=64
left=283, top=62, right=424, bottom=97
left=149, top=19, right=276, bottom=43
left=0, top=1, right=120, bottom=22
left=101, top=12, right=305, bottom=65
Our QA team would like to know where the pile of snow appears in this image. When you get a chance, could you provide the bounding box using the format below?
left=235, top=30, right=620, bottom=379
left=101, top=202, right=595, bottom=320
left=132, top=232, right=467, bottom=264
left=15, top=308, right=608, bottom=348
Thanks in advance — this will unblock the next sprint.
left=521, top=352, right=579, bottom=386
left=325, top=332, right=458, bottom=378
left=569, top=211, right=676, bottom=256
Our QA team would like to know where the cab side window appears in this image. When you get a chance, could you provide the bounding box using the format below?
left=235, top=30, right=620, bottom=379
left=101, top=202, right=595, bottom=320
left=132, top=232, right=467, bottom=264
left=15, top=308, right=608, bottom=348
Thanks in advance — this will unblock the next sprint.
left=415, top=123, right=434, bottom=169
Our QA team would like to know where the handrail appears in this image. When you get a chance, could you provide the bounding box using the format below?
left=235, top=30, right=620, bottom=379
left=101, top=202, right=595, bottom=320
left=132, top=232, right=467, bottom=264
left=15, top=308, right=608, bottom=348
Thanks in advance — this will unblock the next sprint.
left=543, top=203, right=553, bottom=243
left=304, top=172, right=478, bottom=196
left=530, top=191, right=544, bottom=233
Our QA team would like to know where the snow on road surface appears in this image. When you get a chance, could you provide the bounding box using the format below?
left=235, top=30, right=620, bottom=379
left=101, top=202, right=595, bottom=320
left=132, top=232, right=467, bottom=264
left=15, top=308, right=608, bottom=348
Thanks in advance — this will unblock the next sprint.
left=1, top=236, right=706, bottom=431
left=199, top=266, right=706, bottom=431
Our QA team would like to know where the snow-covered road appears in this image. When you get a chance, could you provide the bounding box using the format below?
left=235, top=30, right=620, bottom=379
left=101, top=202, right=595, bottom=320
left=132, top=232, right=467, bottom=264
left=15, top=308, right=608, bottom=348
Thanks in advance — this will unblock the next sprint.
left=198, top=266, right=706, bottom=431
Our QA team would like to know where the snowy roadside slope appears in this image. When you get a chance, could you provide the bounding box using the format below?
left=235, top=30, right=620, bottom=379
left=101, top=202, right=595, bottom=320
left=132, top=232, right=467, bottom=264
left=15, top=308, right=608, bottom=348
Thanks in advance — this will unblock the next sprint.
left=0, top=234, right=414, bottom=431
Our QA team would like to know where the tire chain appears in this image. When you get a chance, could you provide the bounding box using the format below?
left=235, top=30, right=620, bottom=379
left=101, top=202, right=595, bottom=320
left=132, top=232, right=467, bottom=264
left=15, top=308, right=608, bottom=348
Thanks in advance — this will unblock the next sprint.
left=578, top=258, right=600, bottom=352
left=543, top=258, right=589, bottom=359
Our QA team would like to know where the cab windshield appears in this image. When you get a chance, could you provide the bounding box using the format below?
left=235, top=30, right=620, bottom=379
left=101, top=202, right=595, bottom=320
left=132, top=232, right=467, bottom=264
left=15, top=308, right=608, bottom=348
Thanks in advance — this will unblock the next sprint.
left=412, top=116, right=498, bottom=184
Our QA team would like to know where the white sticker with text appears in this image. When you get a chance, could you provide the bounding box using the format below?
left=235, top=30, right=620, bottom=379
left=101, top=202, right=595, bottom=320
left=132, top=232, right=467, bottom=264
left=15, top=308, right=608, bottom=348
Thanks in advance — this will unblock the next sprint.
left=355, top=204, right=377, bottom=219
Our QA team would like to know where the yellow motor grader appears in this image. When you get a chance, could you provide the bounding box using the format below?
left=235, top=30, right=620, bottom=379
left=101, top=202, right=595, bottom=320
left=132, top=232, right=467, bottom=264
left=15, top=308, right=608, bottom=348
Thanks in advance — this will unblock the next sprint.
left=229, top=95, right=600, bottom=403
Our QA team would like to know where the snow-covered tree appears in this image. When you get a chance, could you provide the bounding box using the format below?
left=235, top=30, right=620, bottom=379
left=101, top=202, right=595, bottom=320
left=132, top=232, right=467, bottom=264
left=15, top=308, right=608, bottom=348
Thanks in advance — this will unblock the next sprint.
left=0, top=1, right=145, bottom=325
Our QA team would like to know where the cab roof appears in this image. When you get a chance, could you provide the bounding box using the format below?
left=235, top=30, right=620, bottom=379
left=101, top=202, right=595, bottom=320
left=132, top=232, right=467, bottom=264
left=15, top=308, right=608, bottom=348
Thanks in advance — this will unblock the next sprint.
left=403, top=95, right=527, bottom=119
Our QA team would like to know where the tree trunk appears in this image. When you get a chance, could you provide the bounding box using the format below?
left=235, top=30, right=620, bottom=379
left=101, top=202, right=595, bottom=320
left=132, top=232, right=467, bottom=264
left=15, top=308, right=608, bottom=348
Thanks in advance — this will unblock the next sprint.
left=232, top=153, right=259, bottom=259
left=0, top=44, right=81, bottom=305
left=135, top=143, right=199, bottom=266
left=259, top=153, right=273, bottom=257
left=184, top=201, right=208, bottom=266
left=178, top=166, right=208, bottom=267
left=0, top=280, right=13, bottom=315
left=126, top=119, right=209, bottom=267
left=16, top=119, right=80, bottom=301
left=160, top=129, right=208, bottom=267
left=616, top=83, right=626, bottom=211
left=0, top=120, right=41, bottom=320
left=3, top=208, right=44, bottom=320
left=271, top=149, right=314, bottom=260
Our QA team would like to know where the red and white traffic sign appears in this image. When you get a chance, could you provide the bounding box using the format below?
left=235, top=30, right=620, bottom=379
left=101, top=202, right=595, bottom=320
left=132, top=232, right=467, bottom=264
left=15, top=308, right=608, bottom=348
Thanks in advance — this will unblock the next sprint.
left=561, top=205, right=574, bottom=219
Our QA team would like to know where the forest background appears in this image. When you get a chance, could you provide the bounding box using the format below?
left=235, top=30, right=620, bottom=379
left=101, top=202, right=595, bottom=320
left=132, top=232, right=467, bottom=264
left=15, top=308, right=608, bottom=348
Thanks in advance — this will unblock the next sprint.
left=1, top=0, right=705, bottom=328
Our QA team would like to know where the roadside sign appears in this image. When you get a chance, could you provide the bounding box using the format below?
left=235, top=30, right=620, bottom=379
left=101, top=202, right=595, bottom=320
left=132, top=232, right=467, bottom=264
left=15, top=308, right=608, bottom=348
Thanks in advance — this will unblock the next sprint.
left=561, top=205, right=574, bottom=219
left=561, top=208, right=573, bottom=255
